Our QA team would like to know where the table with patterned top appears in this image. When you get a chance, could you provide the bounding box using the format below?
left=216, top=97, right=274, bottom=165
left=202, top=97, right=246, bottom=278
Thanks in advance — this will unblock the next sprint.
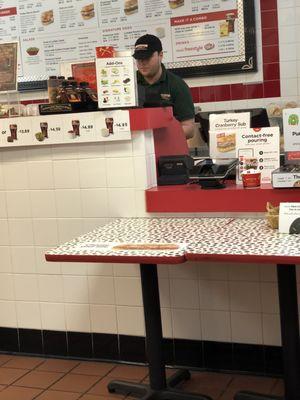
left=46, top=217, right=300, bottom=400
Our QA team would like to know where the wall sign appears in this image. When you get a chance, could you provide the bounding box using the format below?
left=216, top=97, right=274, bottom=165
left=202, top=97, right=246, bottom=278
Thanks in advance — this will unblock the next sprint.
left=0, top=110, right=131, bottom=147
left=235, top=127, right=280, bottom=184
left=0, top=42, right=18, bottom=92
left=0, top=0, right=256, bottom=91
left=283, top=108, right=300, bottom=163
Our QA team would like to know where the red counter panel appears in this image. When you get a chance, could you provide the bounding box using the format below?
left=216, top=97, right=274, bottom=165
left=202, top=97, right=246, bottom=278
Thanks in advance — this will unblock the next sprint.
left=146, top=182, right=300, bottom=213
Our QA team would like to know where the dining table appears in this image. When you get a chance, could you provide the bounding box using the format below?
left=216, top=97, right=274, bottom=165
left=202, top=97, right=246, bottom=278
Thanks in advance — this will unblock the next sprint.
left=45, top=217, right=300, bottom=400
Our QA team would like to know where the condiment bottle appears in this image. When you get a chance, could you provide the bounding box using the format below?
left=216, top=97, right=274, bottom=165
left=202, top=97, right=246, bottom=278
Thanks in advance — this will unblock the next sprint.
left=65, top=80, right=81, bottom=103
left=55, top=80, right=69, bottom=103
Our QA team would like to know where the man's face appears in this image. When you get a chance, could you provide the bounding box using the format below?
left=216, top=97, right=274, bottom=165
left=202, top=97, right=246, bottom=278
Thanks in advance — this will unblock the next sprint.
left=136, top=51, right=163, bottom=80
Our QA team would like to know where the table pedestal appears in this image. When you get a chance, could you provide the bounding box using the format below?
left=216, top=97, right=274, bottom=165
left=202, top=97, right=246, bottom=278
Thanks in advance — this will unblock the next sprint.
left=235, top=264, right=300, bottom=400
left=108, top=264, right=211, bottom=400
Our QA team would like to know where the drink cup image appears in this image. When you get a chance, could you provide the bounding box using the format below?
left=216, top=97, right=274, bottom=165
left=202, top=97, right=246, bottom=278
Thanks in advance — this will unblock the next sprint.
left=40, top=122, right=48, bottom=138
left=105, top=117, right=114, bottom=134
left=241, top=169, right=261, bottom=188
left=72, top=120, right=80, bottom=136
left=226, top=13, right=236, bottom=33
left=9, top=124, right=17, bottom=140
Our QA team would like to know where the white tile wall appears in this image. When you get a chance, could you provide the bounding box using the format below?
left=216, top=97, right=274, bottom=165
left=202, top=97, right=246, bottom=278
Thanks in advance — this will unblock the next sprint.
left=0, top=301, right=17, bottom=328
left=40, top=302, right=66, bottom=331
left=11, top=247, right=36, bottom=273
left=0, top=246, right=12, bottom=272
left=90, top=305, right=117, bottom=334
left=172, top=308, right=201, bottom=340
left=201, top=310, right=231, bottom=342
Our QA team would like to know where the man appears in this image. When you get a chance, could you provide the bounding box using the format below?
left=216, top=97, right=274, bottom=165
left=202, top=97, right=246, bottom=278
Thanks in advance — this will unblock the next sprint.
left=132, top=34, right=195, bottom=139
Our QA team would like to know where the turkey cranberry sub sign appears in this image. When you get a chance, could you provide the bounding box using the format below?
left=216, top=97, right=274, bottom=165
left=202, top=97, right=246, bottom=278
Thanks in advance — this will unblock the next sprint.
left=209, top=112, right=250, bottom=158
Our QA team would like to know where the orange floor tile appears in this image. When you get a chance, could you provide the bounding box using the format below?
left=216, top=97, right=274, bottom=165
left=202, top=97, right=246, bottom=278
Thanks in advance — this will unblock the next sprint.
left=0, top=354, right=283, bottom=400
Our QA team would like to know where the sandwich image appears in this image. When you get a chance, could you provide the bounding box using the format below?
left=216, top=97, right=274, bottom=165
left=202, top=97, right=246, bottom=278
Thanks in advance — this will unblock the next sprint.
left=124, top=0, right=138, bottom=15
left=81, top=4, right=95, bottom=19
left=111, top=67, right=119, bottom=75
left=155, top=27, right=166, bottom=39
left=112, top=243, right=179, bottom=251
left=169, top=0, right=184, bottom=9
left=101, top=79, right=108, bottom=85
left=26, top=47, right=39, bottom=56
left=216, top=133, right=236, bottom=152
left=123, top=77, right=131, bottom=84
left=204, top=42, right=215, bottom=50
left=41, top=10, right=54, bottom=25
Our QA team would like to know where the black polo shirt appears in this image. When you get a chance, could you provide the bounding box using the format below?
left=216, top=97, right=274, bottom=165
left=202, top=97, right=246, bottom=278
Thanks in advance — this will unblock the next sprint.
left=137, top=64, right=195, bottom=122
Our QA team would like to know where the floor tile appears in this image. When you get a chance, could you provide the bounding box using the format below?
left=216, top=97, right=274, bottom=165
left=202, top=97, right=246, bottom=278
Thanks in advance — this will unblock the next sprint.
left=4, top=356, right=45, bottom=370
left=0, top=355, right=13, bottom=366
left=107, top=365, right=148, bottom=381
left=0, top=386, right=42, bottom=400
left=13, top=370, right=64, bottom=389
left=142, top=368, right=175, bottom=383
left=218, top=388, right=240, bottom=400
left=50, top=373, right=100, bottom=393
left=88, top=376, right=130, bottom=398
left=228, top=375, right=277, bottom=394
left=271, top=379, right=284, bottom=396
left=0, top=368, right=28, bottom=385
left=71, top=361, right=115, bottom=376
left=180, top=371, right=233, bottom=398
left=80, top=395, right=117, bottom=400
left=35, top=390, right=81, bottom=399
left=36, top=359, right=80, bottom=373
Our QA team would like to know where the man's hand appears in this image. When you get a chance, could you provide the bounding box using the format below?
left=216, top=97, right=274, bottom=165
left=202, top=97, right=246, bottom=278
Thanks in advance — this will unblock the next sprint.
left=181, top=119, right=195, bottom=139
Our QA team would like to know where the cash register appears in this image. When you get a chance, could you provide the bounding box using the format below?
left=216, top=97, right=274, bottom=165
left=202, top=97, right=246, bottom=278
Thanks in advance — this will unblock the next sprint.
left=158, top=155, right=237, bottom=188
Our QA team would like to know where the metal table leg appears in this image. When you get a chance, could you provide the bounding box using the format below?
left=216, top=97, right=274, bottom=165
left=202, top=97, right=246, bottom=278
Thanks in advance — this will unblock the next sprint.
left=108, top=263, right=211, bottom=400
left=235, top=264, right=300, bottom=400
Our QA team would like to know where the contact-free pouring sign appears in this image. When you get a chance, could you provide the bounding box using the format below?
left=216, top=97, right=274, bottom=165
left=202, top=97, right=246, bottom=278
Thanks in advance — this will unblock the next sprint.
left=283, top=108, right=300, bottom=163
left=235, top=127, right=280, bottom=184
left=209, top=112, right=250, bottom=158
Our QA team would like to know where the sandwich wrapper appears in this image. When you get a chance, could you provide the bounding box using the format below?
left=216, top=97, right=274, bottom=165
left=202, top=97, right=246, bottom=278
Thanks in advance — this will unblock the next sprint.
left=241, top=169, right=261, bottom=188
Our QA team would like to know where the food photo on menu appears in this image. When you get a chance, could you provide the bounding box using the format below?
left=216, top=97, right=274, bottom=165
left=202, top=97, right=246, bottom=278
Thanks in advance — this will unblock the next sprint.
left=124, top=0, right=138, bottom=15
left=169, top=0, right=184, bottom=9
left=80, top=4, right=95, bottom=19
left=26, top=47, right=39, bottom=56
left=41, top=10, right=54, bottom=26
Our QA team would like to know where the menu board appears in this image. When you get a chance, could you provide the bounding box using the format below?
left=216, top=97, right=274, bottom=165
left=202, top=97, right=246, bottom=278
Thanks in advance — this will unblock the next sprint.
left=0, top=0, right=256, bottom=90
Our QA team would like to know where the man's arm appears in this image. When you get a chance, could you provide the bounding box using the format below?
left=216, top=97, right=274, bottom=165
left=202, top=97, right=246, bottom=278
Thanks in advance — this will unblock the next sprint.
left=181, top=119, right=195, bottom=139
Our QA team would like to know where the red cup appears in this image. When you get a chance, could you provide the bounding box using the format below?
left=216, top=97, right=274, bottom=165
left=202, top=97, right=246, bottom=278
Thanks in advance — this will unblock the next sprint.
left=241, top=171, right=261, bottom=188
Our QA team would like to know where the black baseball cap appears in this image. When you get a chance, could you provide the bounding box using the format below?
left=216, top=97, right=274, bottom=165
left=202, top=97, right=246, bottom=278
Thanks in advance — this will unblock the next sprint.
left=132, top=34, right=162, bottom=60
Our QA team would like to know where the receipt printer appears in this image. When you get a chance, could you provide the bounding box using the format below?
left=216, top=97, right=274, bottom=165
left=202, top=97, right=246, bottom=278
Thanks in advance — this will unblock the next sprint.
left=157, top=155, right=194, bottom=185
